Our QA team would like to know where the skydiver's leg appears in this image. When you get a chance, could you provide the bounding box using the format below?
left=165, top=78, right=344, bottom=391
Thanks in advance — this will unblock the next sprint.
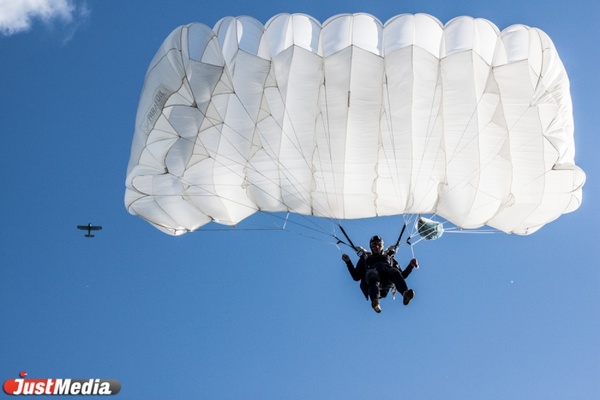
left=365, top=269, right=382, bottom=313
left=360, top=281, right=369, bottom=300
left=382, top=268, right=408, bottom=296
left=365, top=269, right=380, bottom=300
left=382, top=267, right=415, bottom=305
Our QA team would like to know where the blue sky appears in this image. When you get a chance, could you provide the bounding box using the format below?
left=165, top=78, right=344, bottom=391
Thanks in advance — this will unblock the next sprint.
left=1, top=0, right=598, bottom=399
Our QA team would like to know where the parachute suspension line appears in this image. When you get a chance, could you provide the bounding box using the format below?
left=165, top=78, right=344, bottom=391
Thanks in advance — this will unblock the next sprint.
left=282, top=212, right=289, bottom=230
left=443, top=228, right=498, bottom=234
left=309, top=70, right=344, bottom=219
left=202, top=82, right=341, bottom=242
left=379, top=53, right=446, bottom=218
left=402, top=59, right=501, bottom=224
left=408, top=63, right=445, bottom=214
left=380, top=68, right=408, bottom=214
left=170, top=134, right=313, bottom=224
left=315, top=67, right=344, bottom=220
left=434, top=89, right=490, bottom=221
left=183, top=78, right=315, bottom=217
left=139, top=108, right=257, bottom=213
left=252, top=212, right=351, bottom=250
left=428, top=80, right=541, bottom=215
left=444, top=66, right=491, bottom=165
left=182, top=61, right=348, bottom=244
left=198, top=53, right=319, bottom=217
left=401, top=213, right=419, bottom=243
left=233, top=53, right=337, bottom=223
left=256, top=59, right=323, bottom=198
left=436, top=69, right=513, bottom=202
left=259, top=212, right=341, bottom=238
left=416, top=64, right=444, bottom=203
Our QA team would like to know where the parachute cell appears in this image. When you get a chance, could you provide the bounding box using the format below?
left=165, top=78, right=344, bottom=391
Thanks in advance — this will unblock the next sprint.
left=125, top=13, right=585, bottom=236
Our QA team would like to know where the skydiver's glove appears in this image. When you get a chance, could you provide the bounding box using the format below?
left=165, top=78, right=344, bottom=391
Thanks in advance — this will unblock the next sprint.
left=356, top=247, right=367, bottom=257
left=409, top=258, right=419, bottom=269
left=386, top=245, right=398, bottom=256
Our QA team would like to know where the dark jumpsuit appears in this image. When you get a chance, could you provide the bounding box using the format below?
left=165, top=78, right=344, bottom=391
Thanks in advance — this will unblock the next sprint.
left=345, top=253, right=414, bottom=301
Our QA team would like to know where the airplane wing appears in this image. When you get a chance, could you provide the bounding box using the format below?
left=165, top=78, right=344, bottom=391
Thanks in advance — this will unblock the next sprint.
left=77, top=225, right=102, bottom=231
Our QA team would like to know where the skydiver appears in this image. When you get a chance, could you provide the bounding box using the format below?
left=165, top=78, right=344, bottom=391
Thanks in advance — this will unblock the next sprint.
left=341, top=235, right=418, bottom=313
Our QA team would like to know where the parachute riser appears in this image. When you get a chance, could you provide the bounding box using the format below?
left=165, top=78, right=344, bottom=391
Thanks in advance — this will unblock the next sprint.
left=337, top=224, right=359, bottom=252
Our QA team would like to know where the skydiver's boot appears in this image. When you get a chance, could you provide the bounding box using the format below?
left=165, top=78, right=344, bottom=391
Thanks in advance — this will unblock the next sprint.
left=371, top=298, right=382, bottom=313
left=402, top=289, right=415, bottom=306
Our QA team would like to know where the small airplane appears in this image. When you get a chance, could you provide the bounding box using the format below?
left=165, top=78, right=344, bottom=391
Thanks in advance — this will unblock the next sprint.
left=77, top=223, right=102, bottom=238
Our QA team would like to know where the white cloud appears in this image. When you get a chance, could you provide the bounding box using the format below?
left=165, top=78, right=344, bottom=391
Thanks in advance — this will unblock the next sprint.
left=0, top=0, right=79, bottom=35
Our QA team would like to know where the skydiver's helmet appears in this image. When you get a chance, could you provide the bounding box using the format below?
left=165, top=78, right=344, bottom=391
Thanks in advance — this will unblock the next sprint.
left=370, top=235, right=383, bottom=244
left=369, top=235, right=383, bottom=249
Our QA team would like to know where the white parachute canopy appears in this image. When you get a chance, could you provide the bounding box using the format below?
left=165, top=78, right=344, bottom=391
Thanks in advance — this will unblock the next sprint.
left=125, top=13, right=585, bottom=236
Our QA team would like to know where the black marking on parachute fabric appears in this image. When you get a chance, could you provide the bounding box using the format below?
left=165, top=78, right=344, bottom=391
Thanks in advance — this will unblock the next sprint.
left=145, top=85, right=170, bottom=129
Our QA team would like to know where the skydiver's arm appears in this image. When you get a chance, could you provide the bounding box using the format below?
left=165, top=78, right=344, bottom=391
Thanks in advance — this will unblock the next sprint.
left=342, top=254, right=361, bottom=281
left=401, top=258, right=419, bottom=279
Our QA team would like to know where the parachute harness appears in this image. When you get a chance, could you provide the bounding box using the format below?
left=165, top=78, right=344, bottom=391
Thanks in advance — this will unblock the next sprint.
left=337, top=222, right=411, bottom=301
left=336, top=222, right=411, bottom=258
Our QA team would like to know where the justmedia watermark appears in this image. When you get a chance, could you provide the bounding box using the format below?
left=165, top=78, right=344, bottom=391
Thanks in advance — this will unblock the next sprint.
left=3, top=371, right=121, bottom=396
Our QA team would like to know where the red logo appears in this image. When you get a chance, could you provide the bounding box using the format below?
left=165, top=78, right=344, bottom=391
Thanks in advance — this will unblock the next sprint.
left=3, top=372, right=120, bottom=396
